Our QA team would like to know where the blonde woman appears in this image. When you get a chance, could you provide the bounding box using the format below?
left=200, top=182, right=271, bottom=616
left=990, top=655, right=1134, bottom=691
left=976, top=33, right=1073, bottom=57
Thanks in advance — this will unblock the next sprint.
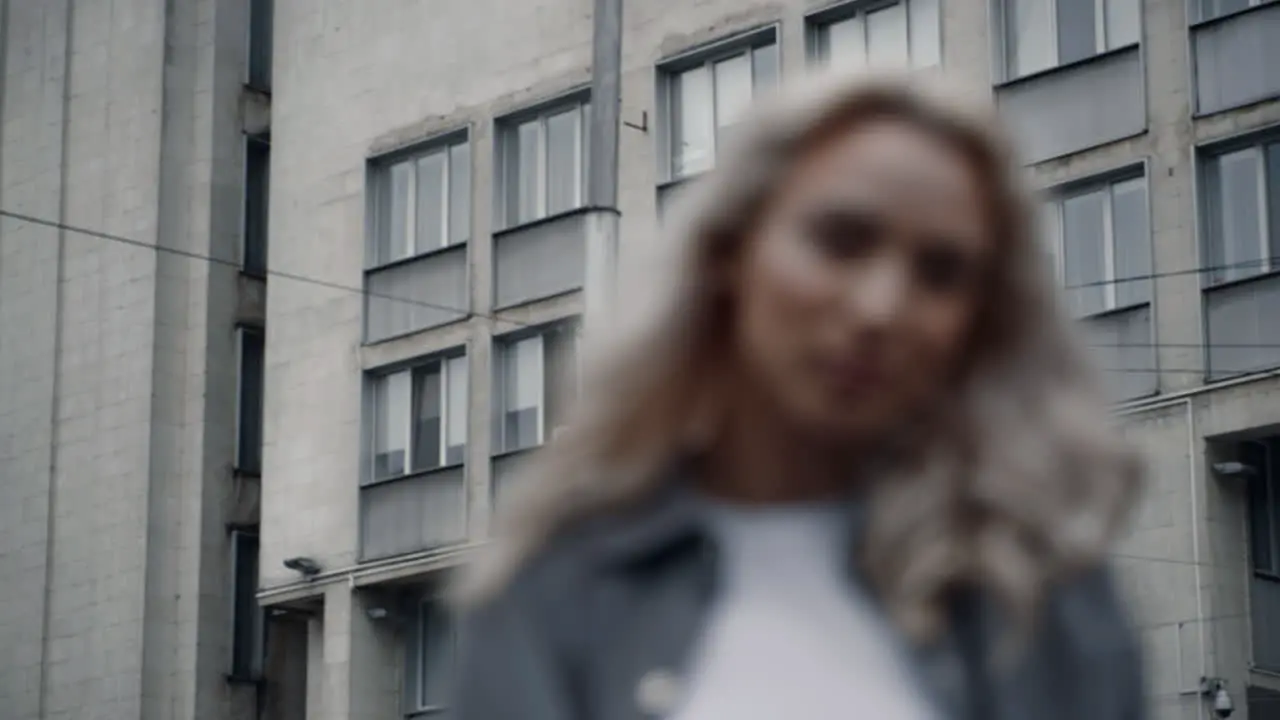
left=455, top=72, right=1146, bottom=720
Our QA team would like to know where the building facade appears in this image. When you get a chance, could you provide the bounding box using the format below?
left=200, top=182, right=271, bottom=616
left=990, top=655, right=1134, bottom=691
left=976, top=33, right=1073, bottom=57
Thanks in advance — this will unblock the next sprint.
left=5, top=0, right=1280, bottom=718
left=0, top=0, right=273, bottom=719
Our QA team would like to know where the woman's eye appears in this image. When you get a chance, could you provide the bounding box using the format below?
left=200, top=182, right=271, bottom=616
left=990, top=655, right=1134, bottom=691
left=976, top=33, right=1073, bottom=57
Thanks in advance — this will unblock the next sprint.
left=916, top=246, right=970, bottom=293
left=807, top=211, right=878, bottom=259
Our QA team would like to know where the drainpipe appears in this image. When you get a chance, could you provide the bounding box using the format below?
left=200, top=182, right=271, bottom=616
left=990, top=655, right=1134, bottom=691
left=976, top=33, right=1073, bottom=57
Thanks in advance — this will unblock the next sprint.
left=584, top=0, right=622, bottom=334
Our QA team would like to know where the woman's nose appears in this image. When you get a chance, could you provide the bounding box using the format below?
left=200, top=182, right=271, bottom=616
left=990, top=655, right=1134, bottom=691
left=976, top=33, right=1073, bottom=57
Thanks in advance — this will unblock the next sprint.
left=840, top=256, right=909, bottom=331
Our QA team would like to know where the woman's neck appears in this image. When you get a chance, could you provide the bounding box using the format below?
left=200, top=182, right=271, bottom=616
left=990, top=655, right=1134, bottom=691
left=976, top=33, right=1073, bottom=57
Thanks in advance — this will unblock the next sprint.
left=699, top=391, right=862, bottom=505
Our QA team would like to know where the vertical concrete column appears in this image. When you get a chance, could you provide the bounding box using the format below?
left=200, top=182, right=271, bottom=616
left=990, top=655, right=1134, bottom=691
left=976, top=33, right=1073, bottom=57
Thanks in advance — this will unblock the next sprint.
left=314, top=585, right=404, bottom=720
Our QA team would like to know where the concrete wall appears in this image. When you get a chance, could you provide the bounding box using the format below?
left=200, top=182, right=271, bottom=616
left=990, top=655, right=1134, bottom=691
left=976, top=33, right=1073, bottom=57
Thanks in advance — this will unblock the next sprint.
left=255, top=0, right=1280, bottom=718
left=0, top=0, right=260, bottom=718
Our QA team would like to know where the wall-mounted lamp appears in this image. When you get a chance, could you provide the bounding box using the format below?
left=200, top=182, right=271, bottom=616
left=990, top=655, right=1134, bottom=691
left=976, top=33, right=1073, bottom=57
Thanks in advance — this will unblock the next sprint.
left=1212, top=461, right=1256, bottom=479
left=366, top=607, right=389, bottom=621
left=283, top=556, right=322, bottom=578
left=1200, top=677, right=1234, bottom=719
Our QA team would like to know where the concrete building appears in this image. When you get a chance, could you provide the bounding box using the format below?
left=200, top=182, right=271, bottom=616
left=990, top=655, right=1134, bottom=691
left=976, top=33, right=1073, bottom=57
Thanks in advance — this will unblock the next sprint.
left=5, top=0, right=1280, bottom=718
left=0, top=0, right=274, bottom=719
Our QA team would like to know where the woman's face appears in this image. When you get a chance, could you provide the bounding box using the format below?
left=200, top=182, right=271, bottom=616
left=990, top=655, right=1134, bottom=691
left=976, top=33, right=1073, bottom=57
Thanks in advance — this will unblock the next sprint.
left=733, top=117, right=995, bottom=440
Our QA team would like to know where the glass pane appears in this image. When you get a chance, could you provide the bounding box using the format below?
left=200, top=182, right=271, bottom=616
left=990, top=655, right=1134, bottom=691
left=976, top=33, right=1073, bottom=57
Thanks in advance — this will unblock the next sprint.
left=374, top=371, right=409, bottom=479
left=1056, top=0, right=1098, bottom=66
left=1267, top=142, right=1280, bottom=264
left=544, top=325, right=578, bottom=436
left=1215, top=148, right=1264, bottom=284
left=909, top=0, right=943, bottom=68
left=1061, top=189, right=1108, bottom=317
left=867, top=2, right=910, bottom=68
left=512, top=120, right=541, bottom=225
left=1203, top=0, right=1249, bottom=22
left=1110, top=177, right=1151, bottom=308
left=672, top=65, right=714, bottom=178
left=752, top=42, right=779, bottom=89
left=546, top=107, right=581, bottom=216
left=1009, top=0, right=1055, bottom=78
left=419, top=602, right=454, bottom=708
left=826, top=16, right=867, bottom=71
left=501, top=336, right=544, bottom=452
left=411, top=365, right=443, bottom=473
left=582, top=102, right=593, bottom=204
left=448, top=142, right=471, bottom=245
left=713, top=53, right=753, bottom=130
left=415, top=151, right=447, bottom=253
left=444, top=355, right=468, bottom=464
left=1245, top=441, right=1273, bottom=573
left=1104, top=0, right=1140, bottom=50
left=237, top=329, right=265, bottom=474
left=385, top=161, right=414, bottom=263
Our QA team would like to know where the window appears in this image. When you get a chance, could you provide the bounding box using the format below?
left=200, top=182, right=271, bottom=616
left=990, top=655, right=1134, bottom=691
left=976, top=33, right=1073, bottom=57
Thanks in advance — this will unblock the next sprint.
left=810, top=0, right=942, bottom=71
left=1044, top=173, right=1151, bottom=317
left=499, top=98, right=592, bottom=228
left=410, top=600, right=456, bottom=714
left=371, top=355, right=468, bottom=482
left=242, top=136, right=270, bottom=277
left=494, top=323, right=579, bottom=454
left=1246, top=439, right=1280, bottom=576
left=662, top=32, right=780, bottom=181
left=235, top=326, right=265, bottom=475
left=230, top=528, right=264, bottom=681
left=1197, top=0, right=1273, bottom=22
left=1203, top=139, right=1280, bottom=285
left=1002, top=0, right=1141, bottom=80
left=371, top=136, right=471, bottom=267
left=247, top=0, right=273, bottom=90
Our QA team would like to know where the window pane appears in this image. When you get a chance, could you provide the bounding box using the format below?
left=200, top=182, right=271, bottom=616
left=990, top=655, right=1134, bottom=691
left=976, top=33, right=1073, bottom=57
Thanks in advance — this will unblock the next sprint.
left=909, top=0, right=943, bottom=68
left=419, top=602, right=454, bottom=708
left=1245, top=441, right=1273, bottom=573
left=503, top=336, right=544, bottom=452
left=1203, top=0, right=1249, bottom=22
left=1062, top=189, right=1108, bottom=316
left=714, top=53, right=753, bottom=131
left=867, top=2, right=910, bottom=68
left=546, top=108, right=581, bottom=216
left=752, top=42, right=779, bottom=89
left=672, top=65, right=714, bottom=178
left=412, top=365, right=443, bottom=473
left=231, top=531, right=261, bottom=678
left=512, top=120, right=541, bottom=226
left=1104, top=0, right=1140, bottom=50
left=415, top=151, right=447, bottom=254
left=1111, top=177, right=1150, bottom=308
left=544, top=325, right=578, bottom=436
left=374, top=371, right=409, bottom=479
left=448, top=142, right=471, bottom=245
left=1009, top=0, right=1055, bottom=78
left=1056, top=0, right=1098, bottom=66
left=827, top=16, right=867, bottom=72
left=582, top=103, right=593, bottom=203
left=243, top=139, right=270, bottom=276
left=1214, top=148, right=1264, bottom=284
left=385, top=161, right=414, bottom=263
left=444, top=355, right=468, bottom=465
left=1267, top=142, right=1280, bottom=264
left=237, top=329, right=265, bottom=474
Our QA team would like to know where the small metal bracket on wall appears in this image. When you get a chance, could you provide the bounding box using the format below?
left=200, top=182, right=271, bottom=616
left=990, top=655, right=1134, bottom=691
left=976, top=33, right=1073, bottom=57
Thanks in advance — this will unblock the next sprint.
left=623, top=110, right=648, bottom=133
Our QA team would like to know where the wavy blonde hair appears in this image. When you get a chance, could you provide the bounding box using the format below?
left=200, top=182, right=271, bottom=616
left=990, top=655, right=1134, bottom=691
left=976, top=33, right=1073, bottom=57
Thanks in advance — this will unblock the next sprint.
left=465, top=70, right=1144, bottom=643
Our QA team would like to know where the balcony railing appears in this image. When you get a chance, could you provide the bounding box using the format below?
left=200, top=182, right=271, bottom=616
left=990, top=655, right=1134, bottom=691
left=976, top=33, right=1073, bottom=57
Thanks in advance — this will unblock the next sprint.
left=996, top=45, right=1145, bottom=164
left=365, top=244, right=469, bottom=343
left=1192, top=1, right=1280, bottom=116
left=492, top=208, right=592, bottom=310
left=360, top=465, right=466, bottom=561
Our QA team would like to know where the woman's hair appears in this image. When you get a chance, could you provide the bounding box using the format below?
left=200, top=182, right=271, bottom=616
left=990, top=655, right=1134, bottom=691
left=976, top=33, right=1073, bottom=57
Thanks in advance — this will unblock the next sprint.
left=463, top=70, right=1144, bottom=643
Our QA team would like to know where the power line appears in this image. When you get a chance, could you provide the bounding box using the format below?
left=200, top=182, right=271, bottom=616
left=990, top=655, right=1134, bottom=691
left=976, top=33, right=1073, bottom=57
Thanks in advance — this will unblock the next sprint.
left=0, top=208, right=538, bottom=330
left=3, top=208, right=1279, bottom=346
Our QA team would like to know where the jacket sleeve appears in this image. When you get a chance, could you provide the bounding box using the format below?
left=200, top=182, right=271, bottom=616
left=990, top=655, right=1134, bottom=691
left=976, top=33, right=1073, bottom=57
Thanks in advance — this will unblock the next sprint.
left=453, top=586, right=577, bottom=720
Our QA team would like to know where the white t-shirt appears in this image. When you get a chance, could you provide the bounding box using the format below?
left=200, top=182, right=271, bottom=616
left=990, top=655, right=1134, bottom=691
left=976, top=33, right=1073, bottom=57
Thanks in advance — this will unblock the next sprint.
left=668, top=500, right=937, bottom=720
